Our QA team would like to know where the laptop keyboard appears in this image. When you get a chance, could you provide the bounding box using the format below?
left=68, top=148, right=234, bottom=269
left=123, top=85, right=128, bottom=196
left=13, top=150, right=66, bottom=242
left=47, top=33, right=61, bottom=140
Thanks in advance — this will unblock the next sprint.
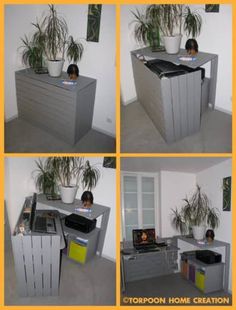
left=35, top=216, right=47, bottom=231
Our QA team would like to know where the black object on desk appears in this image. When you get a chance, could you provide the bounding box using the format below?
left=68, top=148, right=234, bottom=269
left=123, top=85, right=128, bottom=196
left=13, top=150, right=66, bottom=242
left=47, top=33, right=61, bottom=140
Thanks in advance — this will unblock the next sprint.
left=65, top=213, right=97, bottom=233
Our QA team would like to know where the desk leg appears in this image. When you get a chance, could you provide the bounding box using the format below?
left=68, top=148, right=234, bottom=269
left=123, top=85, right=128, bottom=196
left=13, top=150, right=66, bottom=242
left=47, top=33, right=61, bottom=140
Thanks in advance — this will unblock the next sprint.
left=97, top=209, right=110, bottom=256
left=209, top=56, right=218, bottom=109
left=224, top=244, right=230, bottom=292
left=121, top=255, right=126, bottom=293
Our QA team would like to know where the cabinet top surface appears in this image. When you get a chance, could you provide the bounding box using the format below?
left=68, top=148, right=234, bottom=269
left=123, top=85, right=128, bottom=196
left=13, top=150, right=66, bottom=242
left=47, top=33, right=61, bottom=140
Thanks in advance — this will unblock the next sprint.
left=131, top=47, right=218, bottom=69
left=37, top=193, right=110, bottom=220
left=177, top=235, right=230, bottom=247
left=16, top=69, right=96, bottom=92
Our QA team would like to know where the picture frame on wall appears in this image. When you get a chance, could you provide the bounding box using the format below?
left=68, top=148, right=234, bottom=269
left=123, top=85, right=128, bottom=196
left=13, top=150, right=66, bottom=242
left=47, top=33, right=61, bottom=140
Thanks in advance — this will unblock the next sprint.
left=222, top=176, right=231, bottom=211
left=205, top=4, right=220, bottom=13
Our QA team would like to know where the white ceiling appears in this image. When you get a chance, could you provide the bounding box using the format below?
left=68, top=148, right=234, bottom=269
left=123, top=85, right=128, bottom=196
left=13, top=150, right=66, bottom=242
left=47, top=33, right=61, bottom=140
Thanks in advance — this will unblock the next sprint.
left=121, top=157, right=231, bottom=173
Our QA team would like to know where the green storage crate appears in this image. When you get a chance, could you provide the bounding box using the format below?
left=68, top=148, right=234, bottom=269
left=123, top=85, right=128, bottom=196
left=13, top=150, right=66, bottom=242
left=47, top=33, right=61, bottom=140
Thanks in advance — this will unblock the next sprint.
left=68, top=240, right=88, bottom=264
left=196, top=270, right=205, bottom=291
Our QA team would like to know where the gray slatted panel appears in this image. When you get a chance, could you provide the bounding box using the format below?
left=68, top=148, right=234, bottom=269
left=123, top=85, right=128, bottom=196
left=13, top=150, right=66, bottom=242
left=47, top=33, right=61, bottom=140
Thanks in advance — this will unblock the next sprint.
left=16, top=80, right=76, bottom=111
left=186, top=72, right=195, bottom=135
left=75, top=81, right=96, bottom=141
left=161, top=78, right=175, bottom=143
left=209, top=56, right=218, bottom=108
left=178, top=75, right=188, bottom=137
left=17, top=99, right=75, bottom=144
left=11, top=236, right=27, bottom=296
left=201, top=78, right=210, bottom=114
left=51, top=236, right=60, bottom=295
left=170, top=76, right=181, bottom=140
left=15, top=74, right=75, bottom=99
left=22, top=236, right=35, bottom=296
left=131, top=55, right=167, bottom=140
left=42, top=236, right=51, bottom=296
left=32, top=236, right=43, bottom=296
left=192, top=71, right=201, bottom=132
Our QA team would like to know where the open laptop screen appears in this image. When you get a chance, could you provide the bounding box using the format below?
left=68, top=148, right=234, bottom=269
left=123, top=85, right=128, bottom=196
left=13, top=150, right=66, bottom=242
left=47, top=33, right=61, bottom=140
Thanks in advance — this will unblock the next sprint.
left=132, top=228, right=156, bottom=247
left=29, top=193, right=37, bottom=231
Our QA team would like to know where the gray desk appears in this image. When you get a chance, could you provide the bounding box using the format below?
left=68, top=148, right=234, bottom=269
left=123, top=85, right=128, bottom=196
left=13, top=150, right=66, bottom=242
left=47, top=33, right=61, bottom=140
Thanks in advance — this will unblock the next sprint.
left=132, top=47, right=218, bottom=108
left=11, top=202, right=65, bottom=297
left=131, top=47, right=218, bottom=143
left=121, top=240, right=179, bottom=292
left=174, top=236, right=230, bottom=292
left=15, top=69, right=96, bottom=145
left=37, top=193, right=110, bottom=256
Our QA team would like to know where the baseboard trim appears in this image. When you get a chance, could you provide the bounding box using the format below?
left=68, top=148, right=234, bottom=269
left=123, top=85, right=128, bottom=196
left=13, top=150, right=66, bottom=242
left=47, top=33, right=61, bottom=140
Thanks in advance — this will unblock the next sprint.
left=92, top=125, right=115, bottom=139
left=5, top=114, right=18, bottom=123
left=215, top=106, right=232, bottom=115
left=96, top=252, right=115, bottom=262
left=122, top=96, right=137, bottom=106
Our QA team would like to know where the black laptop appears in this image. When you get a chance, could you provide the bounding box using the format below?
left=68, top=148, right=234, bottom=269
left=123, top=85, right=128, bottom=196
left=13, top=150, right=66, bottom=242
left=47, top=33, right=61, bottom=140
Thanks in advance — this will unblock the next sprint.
left=30, top=193, right=57, bottom=234
left=132, top=228, right=159, bottom=251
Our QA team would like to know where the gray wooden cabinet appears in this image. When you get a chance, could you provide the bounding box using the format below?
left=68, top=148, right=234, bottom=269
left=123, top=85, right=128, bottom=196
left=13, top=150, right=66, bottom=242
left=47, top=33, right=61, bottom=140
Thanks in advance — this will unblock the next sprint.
left=15, top=69, right=96, bottom=145
left=131, top=47, right=218, bottom=143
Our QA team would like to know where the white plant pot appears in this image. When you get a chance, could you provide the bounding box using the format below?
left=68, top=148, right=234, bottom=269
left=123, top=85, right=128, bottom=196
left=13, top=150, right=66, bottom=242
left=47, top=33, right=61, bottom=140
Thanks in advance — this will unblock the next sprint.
left=163, top=35, right=182, bottom=54
left=60, top=185, right=78, bottom=204
left=47, top=59, right=64, bottom=77
left=192, top=225, right=206, bottom=240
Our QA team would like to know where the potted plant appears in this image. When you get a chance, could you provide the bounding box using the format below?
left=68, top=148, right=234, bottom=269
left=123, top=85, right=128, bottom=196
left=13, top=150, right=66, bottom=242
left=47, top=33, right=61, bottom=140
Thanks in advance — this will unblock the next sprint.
left=131, top=5, right=202, bottom=55
left=20, top=5, right=84, bottom=77
left=131, top=8, right=162, bottom=52
left=46, top=157, right=100, bottom=204
left=33, top=158, right=58, bottom=197
left=171, top=185, right=220, bottom=240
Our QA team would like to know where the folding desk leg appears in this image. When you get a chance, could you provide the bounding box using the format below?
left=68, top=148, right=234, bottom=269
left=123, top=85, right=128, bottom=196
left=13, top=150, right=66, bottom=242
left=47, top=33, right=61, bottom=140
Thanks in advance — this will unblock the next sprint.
left=224, top=244, right=230, bottom=292
left=97, top=209, right=110, bottom=256
left=209, top=56, right=218, bottom=109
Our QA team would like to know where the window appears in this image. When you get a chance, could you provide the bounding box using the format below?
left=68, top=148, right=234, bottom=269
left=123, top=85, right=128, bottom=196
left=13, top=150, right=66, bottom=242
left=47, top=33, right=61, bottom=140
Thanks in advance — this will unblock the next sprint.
left=121, top=173, right=157, bottom=241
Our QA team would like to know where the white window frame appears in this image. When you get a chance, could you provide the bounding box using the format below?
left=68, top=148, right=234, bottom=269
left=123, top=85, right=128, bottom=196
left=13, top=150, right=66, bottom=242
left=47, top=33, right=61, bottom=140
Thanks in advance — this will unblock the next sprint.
left=121, top=171, right=158, bottom=241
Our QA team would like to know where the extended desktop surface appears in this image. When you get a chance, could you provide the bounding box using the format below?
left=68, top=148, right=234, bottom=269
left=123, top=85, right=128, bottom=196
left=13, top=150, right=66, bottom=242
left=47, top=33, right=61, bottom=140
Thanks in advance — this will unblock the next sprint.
left=11, top=194, right=110, bottom=297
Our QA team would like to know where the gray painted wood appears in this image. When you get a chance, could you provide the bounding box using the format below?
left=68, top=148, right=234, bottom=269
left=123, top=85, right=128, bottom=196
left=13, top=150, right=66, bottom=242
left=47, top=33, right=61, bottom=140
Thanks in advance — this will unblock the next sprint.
left=32, top=236, right=43, bottom=296
left=132, top=53, right=202, bottom=143
left=37, top=193, right=110, bottom=257
left=11, top=205, right=63, bottom=297
left=201, top=78, right=210, bottom=114
left=22, top=236, right=35, bottom=296
left=132, top=47, right=218, bottom=69
left=209, top=56, right=218, bottom=108
left=11, top=236, right=27, bottom=296
left=51, top=236, right=60, bottom=295
left=122, top=249, right=178, bottom=282
left=15, top=69, right=96, bottom=145
left=42, top=236, right=51, bottom=296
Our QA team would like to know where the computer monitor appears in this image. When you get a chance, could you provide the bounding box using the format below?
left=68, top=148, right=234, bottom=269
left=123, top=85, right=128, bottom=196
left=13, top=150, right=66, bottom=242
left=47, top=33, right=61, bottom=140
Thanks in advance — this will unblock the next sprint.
left=132, top=228, right=156, bottom=247
left=29, top=193, right=37, bottom=231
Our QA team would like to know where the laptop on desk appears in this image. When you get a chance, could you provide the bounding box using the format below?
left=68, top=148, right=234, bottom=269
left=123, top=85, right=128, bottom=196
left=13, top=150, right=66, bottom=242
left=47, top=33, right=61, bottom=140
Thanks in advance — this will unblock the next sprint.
left=30, top=193, right=57, bottom=234
left=132, top=228, right=159, bottom=251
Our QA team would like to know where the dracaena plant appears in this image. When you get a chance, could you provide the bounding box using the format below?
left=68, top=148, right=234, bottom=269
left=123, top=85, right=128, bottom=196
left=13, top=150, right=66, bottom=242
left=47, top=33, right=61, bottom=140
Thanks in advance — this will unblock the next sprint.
left=171, top=185, right=220, bottom=235
left=20, top=4, right=84, bottom=69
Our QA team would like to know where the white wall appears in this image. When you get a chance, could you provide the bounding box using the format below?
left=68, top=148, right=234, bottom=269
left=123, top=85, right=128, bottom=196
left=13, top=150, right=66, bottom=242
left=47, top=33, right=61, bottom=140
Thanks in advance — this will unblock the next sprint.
left=196, top=159, right=232, bottom=291
left=120, top=4, right=232, bottom=112
left=4, top=156, right=116, bottom=261
left=5, top=5, right=116, bottom=136
left=159, top=171, right=196, bottom=238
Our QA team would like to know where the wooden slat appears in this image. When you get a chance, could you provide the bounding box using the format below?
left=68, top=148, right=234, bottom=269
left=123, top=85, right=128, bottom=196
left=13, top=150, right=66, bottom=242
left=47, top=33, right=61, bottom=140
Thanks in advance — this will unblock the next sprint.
left=16, top=74, right=75, bottom=99
left=51, top=236, right=60, bottom=295
left=192, top=71, right=201, bottom=132
left=32, top=236, right=43, bottom=296
left=11, top=236, right=28, bottom=296
left=22, top=236, right=35, bottom=296
left=170, top=76, right=181, bottom=140
left=178, top=75, right=188, bottom=137
left=42, top=236, right=51, bottom=296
